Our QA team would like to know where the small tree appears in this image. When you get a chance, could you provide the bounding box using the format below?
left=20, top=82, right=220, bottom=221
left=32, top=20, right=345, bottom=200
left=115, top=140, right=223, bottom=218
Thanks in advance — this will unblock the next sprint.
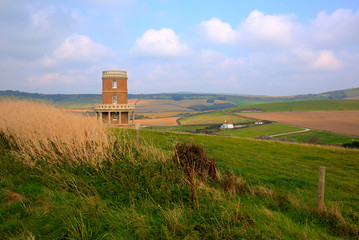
left=308, top=136, right=322, bottom=145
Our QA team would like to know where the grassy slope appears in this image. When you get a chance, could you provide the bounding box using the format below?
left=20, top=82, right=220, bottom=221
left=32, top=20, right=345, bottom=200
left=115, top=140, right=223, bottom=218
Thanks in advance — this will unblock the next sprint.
left=179, top=111, right=254, bottom=125
left=230, top=99, right=359, bottom=112
left=218, top=123, right=303, bottom=138
left=148, top=123, right=358, bottom=145
left=140, top=130, right=359, bottom=214
left=2, top=99, right=359, bottom=239
left=2, top=128, right=359, bottom=239
left=274, top=130, right=359, bottom=145
left=0, top=147, right=339, bottom=240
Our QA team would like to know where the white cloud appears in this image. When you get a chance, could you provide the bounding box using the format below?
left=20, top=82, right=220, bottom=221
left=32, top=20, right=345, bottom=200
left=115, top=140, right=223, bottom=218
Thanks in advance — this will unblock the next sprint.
left=48, top=34, right=112, bottom=63
left=40, top=34, right=114, bottom=67
left=131, top=28, right=188, bottom=57
left=65, top=0, right=133, bottom=7
left=198, top=10, right=295, bottom=50
left=27, top=73, right=79, bottom=85
left=198, top=9, right=359, bottom=52
left=313, top=50, right=342, bottom=70
left=199, top=18, right=237, bottom=44
left=0, top=3, right=81, bottom=60
left=238, top=10, right=296, bottom=49
left=199, top=50, right=245, bottom=70
left=309, top=9, right=359, bottom=48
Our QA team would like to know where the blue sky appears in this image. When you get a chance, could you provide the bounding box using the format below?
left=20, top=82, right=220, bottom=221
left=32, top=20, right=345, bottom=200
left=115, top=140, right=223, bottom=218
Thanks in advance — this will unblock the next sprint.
left=1, top=0, right=359, bottom=95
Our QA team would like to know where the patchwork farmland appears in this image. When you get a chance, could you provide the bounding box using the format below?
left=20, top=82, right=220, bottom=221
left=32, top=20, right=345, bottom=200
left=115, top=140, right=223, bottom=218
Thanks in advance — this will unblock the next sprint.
left=135, top=117, right=180, bottom=126
left=239, top=111, right=359, bottom=136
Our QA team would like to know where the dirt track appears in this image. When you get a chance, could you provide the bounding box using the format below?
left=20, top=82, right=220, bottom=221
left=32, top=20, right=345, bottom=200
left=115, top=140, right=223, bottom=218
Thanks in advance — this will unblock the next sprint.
left=239, top=111, right=359, bottom=136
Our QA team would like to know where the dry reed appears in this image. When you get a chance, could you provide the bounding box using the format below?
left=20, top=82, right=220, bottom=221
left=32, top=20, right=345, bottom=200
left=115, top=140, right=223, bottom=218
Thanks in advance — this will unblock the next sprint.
left=0, top=99, right=114, bottom=165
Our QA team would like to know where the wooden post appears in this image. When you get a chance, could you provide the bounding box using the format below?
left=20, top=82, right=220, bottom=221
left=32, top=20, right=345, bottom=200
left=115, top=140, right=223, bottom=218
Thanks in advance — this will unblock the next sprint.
left=136, top=127, right=140, bottom=148
left=189, top=137, right=193, bottom=146
left=318, top=166, right=326, bottom=214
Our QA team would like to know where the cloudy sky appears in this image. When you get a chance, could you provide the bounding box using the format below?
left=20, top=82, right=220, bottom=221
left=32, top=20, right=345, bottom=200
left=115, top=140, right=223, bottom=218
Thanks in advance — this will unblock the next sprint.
left=1, top=0, right=358, bottom=95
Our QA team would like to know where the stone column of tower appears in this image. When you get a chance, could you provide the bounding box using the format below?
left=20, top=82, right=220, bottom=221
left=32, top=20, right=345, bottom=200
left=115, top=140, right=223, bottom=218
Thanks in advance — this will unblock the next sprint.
left=95, top=70, right=135, bottom=128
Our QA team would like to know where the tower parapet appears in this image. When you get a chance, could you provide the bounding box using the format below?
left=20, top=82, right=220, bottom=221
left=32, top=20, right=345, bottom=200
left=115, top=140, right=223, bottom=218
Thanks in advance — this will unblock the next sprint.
left=102, top=70, right=127, bottom=78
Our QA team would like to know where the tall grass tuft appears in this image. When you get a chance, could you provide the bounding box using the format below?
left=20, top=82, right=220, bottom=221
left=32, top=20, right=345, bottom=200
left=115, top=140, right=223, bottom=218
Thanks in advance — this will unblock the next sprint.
left=0, top=99, right=114, bottom=165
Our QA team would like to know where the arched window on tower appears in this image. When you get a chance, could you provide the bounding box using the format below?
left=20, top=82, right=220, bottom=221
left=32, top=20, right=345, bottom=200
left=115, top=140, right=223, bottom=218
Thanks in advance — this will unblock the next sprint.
left=113, top=94, right=117, bottom=104
left=112, top=80, right=117, bottom=88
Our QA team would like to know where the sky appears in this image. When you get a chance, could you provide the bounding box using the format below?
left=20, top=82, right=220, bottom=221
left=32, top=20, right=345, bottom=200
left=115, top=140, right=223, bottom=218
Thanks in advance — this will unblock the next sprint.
left=1, top=0, right=359, bottom=96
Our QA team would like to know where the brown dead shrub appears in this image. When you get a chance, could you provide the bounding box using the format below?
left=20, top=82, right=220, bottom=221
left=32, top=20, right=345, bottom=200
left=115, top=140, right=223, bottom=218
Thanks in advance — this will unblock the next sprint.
left=173, top=142, right=217, bottom=180
left=220, top=170, right=248, bottom=195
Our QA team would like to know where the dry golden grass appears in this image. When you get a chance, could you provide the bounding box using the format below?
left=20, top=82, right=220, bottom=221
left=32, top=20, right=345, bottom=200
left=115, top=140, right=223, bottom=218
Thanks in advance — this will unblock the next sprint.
left=0, top=99, right=114, bottom=165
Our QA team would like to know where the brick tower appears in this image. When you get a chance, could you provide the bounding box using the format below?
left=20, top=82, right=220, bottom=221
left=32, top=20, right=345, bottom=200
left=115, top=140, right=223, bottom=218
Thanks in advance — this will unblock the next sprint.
left=95, top=70, right=135, bottom=127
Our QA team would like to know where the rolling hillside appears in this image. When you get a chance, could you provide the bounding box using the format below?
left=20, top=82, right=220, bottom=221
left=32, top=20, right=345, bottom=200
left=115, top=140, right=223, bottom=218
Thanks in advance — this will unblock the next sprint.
left=230, top=99, right=359, bottom=113
left=1, top=86, right=359, bottom=109
left=1, top=100, right=359, bottom=239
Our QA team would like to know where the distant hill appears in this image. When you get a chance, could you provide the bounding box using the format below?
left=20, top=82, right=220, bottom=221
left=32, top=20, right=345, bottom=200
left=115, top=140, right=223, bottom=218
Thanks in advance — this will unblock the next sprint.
left=316, top=87, right=359, bottom=99
left=1, top=87, right=358, bottom=109
left=229, top=99, right=359, bottom=113
left=0, top=90, right=102, bottom=109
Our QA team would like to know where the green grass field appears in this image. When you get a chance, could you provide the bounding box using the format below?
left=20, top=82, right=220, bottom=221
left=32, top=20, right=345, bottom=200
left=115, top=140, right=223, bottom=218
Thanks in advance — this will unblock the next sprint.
left=2, top=127, right=359, bottom=239
left=2, top=98, right=359, bottom=240
left=139, top=130, right=359, bottom=214
left=226, top=97, right=276, bottom=106
left=179, top=111, right=254, bottom=125
left=274, top=130, right=359, bottom=145
left=147, top=123, right=359, bottom=145
left=230, top=99, right=359, bottom=112
left=217, top=123, right=303, bottom=138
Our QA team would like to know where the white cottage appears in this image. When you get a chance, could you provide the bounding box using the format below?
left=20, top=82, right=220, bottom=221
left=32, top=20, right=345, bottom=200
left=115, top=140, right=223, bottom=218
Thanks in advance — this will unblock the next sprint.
left=220, top=120, right=234, bottom=129
left=254, top=120, right=263, bottom=125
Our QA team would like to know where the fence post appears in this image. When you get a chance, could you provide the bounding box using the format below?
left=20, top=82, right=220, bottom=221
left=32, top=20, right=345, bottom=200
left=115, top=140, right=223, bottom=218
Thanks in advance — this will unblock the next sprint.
left=318, top=166, right=326, bottom=214
left=189, top=137, right=193, bottom=146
